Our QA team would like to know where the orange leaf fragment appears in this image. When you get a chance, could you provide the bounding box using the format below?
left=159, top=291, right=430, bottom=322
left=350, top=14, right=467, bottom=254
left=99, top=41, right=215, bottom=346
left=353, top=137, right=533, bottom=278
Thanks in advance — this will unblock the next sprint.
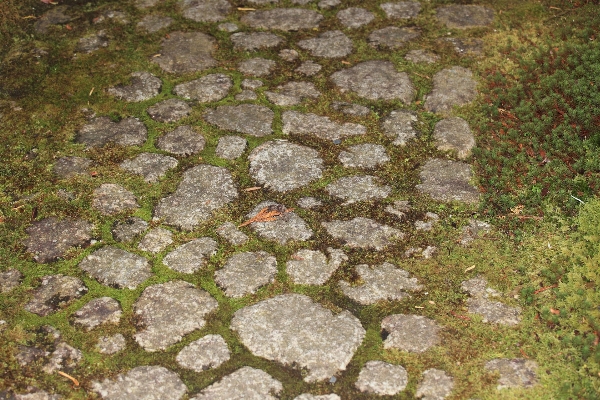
left=57, top=371, right=79, bottom=387
left=238, top=206, right=292, bottom=227
left=243, top=186, right=262, bottom=192
left=550, top=308, right=560, bottom=315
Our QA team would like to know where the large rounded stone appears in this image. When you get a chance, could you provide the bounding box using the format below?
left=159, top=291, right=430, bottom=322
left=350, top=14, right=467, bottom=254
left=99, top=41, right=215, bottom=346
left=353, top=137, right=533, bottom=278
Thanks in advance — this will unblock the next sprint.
left=180, top=0, right=231, bottom=22
left=24, top=217, right=93, bottom=263
left=152, top=32, right=217, bottom=74
left=322, top=217, right=404, bottom=250
left=355, top=361, right=408, bottom=395
left=204, top=104, right=274, bottom=136
left=79, top=246, right=152, bottom=289
left=381, top=314, right=441, bottom=353
left=424, top=66, right=478, bottom=115
left=436, top=5, right=494, bottom=29
left=433, top=117, right=475, bottom=159
left=338, top=144, right=389, bottom=169
left=297, top=30, right=353, bottom=58
left=241, top=8, right=323, bottom=31
left=92, top=366, right=187, bottom=400
left=173, top=74, right=232, bottom=102
left=190, top=367, right=282, bottom=400
left=416, top=158, right=479, bottom=203
left=107, top=71, right=162, bottom=102
left=77, top=117, right=147, bottom=148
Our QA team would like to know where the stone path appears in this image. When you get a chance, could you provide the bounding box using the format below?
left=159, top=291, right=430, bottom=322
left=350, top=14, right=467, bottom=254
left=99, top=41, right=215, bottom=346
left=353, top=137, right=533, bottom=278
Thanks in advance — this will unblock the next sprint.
left=2, top=1, right=540, bottom=398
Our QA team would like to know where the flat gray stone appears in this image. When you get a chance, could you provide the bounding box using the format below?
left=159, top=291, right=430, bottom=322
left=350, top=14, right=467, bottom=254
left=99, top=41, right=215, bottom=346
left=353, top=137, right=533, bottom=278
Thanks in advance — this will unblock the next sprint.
left=331, top=61, right=415, bottom=103
left=466, top=297, right=521, bottom=325
left=216, top=222, right=249, bottom=245
left=368, top=26, right=420, bottom=49
left=297, top=197, right=323, bottom=209
left=162, top=237, right=218, bottom=273
left=295, top=395, right=340, bottom=400
left=53, top=156, right=92, bottom=178
left=16, top=345, right=49, bottom=366
left=442, top=37, right=484, bottom=56
left=138, top=227, right=173, bottom=253
left=72, top=297, right=121, bottom=330
left=173, top=74, right=232, bottom=102
left=214, top=251, right=277, bottom=298
left=436, top=5, right=494, bottom=29
left=76, top=31, right=108, bottom=53
left=112, top=217, right=148, bottom=242
left=286, top=248, right=347, bottom=285
left=93, top=183, right=139, bottom=215
left=337, top=7, right=374, bottom=28
left=180, top=0, right=231, bottom=22
left=134, top=280, right=218, bottom=351
left=190, top=367, right=282, bottom=400
left=77, top=117, right=147, bottom=148
left=338, top=144, right=389, bottom=168
left=461, top=277, right=500, bottom=298
left=322, top=217, right=403, bottom=250
left=107, top=72, right=162, bottom=102
left=326, top=175, right=391, bottom=204
left=319, top=0, right=340, bottom=9
left=0, top=269, right=23, bottom=293
left=433, top=117, right=475, bottom=159
left=176, top=334, right=230, bottom=372
left=405, top=49, right=440, bottom=64
left=424, top=66, right=478, bottom=115
left=154, top=165, right=238, bottom=230
left=137, top=15, right=173, bottom=33
left=282, top=111, right=366, bottom=141
left=355, top=361, right=408, bottom=395
left=136, top=0, right=160, bottom=8
left=297, top=30, right=353, bottom=58
left=238, top=58, right=276, bottom=77
left=331, top=102, right=370, bottom=116
left=296, top=61, right=322, bottom=76
left=215, top=136, right=247, bottom=159
left=416, top=159, right=479, bottom=203
left=43, top=341, right=82, bottom=374
left=152, top=31, right=217, bottom=74
left=279, top=49, right=299, bottom=61
left=385, top=200, right=411, bottom=220
left=231, top=294, right=366, bottom=382
left=249, top=140, right=323, bottom=192
left=484, top=358, right=538, bottom=389
left=24, top=217, right=93, bottom=263
left=25, top=275, right=87, bottom=316
left=147, top=99, right=191, bottom=123
left=265, top=82, right=320, bottom=106
left=157, top=126, right=206, bottom=156
left=235, top=90, right=257, bottom=101
left=218, top=22, right=238, bottom=32
left=92, top=366, right=187, bottom=400
left=242, top=79, right=264, bottom=90
left=231, top=32, right=285, bottom=50
left=245, top=201, right=313, bottom=244
left=93, top=10, right=129, bottom=25
left=381, top=2, right=421, bottom=19
left=34, top=5, right=72, bottom=34
left=204, top=104, right=274, bottom=136
left=381, top=314, right=441, bottom=352
left=97, top=334, right=126, bottom=354
left=416, top=369, right=454, bottom=400
left=414, top=212, right=439, bottom=231
left=120, top=153, right=178, bottom=182
left=79, top=246, right=152, bottom=289
left=381, top=109, right=419, bottom=146
left=241, top=8, right=323, bottom=31
left=340, top=262, right=422, bottom=305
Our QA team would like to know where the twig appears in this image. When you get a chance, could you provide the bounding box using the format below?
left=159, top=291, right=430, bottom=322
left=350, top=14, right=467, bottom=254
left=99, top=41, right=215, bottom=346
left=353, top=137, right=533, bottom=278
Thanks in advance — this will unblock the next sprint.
left=534, top=284, right=557, bottom=294
left=57, top=371, right=79, bottom=387
left=570, top=195, right=585, bottom=204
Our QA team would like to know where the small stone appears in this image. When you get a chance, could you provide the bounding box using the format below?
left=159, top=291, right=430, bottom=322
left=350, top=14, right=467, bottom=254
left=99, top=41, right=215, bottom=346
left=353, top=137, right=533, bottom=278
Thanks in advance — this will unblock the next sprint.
left=94, top=10, right=129, bottom=24
left=442, top=37, right=484, bottom=56
left=242, top=79, right=264, bottom=90
left=279, top=49, right=298, bottom=61
left=424, top=66, right=478, bottom=115
left=235, top=90, right=257, bottom=101
left=484, top=358, right=538, bottom=389
left=16, top=345, right=49, bottom=366
left=422, top=246, right=437, bottom=259
left=436, top=5, right=494, bottom=29
left=326, top=175, right=391, bottom=204
left=34, top=5, right=72, bottom=34
left=138, top=227, right=173, bottom=254
left=337, top=8, right=374, bottom=29
left=180, top=0, right=231, bottom=22
left=297, top=30, right=353, bottom=58
left=297, top=197, right=323, bottom=209
left=416, top=369, right=454, bottom=400
left=215, top=136, right=247, bottom=159
left=238, top=58, right=276, bottom=77
left=204, top=104, right=274, bottom=136
left=173, top=74, right=232, bottom=102
left=331, top=102, right=370, bottom=116
left=338, top=144, right=389, bottom=169
left=153, top=31, right=217, bottom=74
left=76, top=31, right=108, bottom=53
left=176, top=335, right=230, bottom=372
left=287, top=248, right=347, bottom=285
left=43, top=342, right=82, bottom=374
left=291, top=0, right=312, bottom=3
left=282, top=110, right=366, bottom=141
left=296, top=61, right=322, bottom=76
left=93, top=183, right=139, bottom=215
left=318, top=0, right=340, bottom=9
left=112, top=217, right=148, bottom=242
left=96, top=334, right=126, bottom=354
left=79, top=246, right=152, bottom=289
left=355, top=361, right=408, bottom=395
left=381, top=109, right=419, bottom=146
left=135, top=0, right=160, bottom=8
left=107, top=71, right=162, bottom=102
left=322, top=217, right=404, bottom=250
left=157, top=126, right=206, bottom=156
left=162, top=237, right=218, bottom=273
left=25, top=275, right=87, bottom=316
left=120, top=153, right=178, bottom=182
left=147, top=99, right=191, bottom=123
left=134, top=280, right=218, bottom=351
left=381, top=314, right=441, bottom=352
left=218, top=22, right=238, bottom=32
left=466, top=297, right=521, bottom=325
left=190, top=367, right=282, bottom=400
left=416, top=159, right=479, bottom=203
left=433, top=117, right=475, bottom=159
left=231, top=32, right=285, bottom=50
left=53, top=156, right=92, bottom=178
left=92, top=366, right=187, bottom=400
left=72, top=297, right=122, bottom=330
left=137, top=15, right=174, bottom=33
left=368, top=26, right=420, bottom=49
left=216, top=222, right=249, bottom=246
left=265, top=81, right=320, bottom=106
left=241, top=8, right=323, bottom=31
left=381, top=1, right=421, bottom=19
left=214, top=251, right=277, bottom=298
left=405, top=49, right=440, bottom=64
left=24, top=217, right=93, bottom=263
left=77, top=116, right=147, bottom=148
left=0, top=269, right=23, bottom=293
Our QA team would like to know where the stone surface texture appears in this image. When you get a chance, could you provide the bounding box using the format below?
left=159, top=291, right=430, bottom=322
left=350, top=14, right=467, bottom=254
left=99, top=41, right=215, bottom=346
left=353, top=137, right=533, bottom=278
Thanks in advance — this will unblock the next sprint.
left=79, top=246, right=152, bottom=289
left=120, top=152, right=178, bottom=182
left=107, top=71, right=161, bottom=102
left=77, top=117, right=147, bottom=148
left=337, top=7, right=374, bottom=28
left=176, top=334, right=230, bottom=372
left=338, top=144, right=389, bottom=169
left=138, top=227, right=173, bottom=253
left=282, top=111, right=366, bottom=141
left=416, top=159, right=479, bottom=203
left=53, top=156, right=92, bottom=178
left=415, top=368, right=455, bottom=400
left=214, top=251, right=277, bottom=298
left=190, top=367, right=282, bottom=400
left=241, top=8, right=323, bottom=31
left=265, top=82, right=320, bottom=106
left=204, top=104, right=274, bottom=136
left=326, top=175, right=391, bottom=204
left=244, top=201, right=313, bottom=244
left=72, top=297, right=121, bottom=330
left=93, top=183, right=139, bottom=215
left=231, top=32, right=284, bottom=50
left=433, top=117, right=475, bottom=159
left=297, top=30, right=353, bottom=58
left=215, top=136, right=247, bottom=159
left=162, top=238, right=218, bottom=273
left=92, top=366, right=187, bottom=400
left=322, top=217, right=404, bottom=250
left=381, top=1, right=421, bottom=19
left=424, top=66, right=478, bottom=115
left=484, top=358, right=538, bottom=389
left=173, top=74, right=232, bottom=102
left=24, top=217, right=93, bottom=263
left=97, top=334, right=126, bottom=354
left=381, top=314, right=441, bottom=352
left=152, top=31, right=217, bottom=74
left=355, top=361, right=408, bottom=395
left=147, top=98, right=191, bottom=122
left=157, top=126, right=205, bottom=156
left=286, top=248, right=347, bottom=285
left=0, top=269, right=23, bottom=293
left=180, top=0, right=231, bottom=22
left=436, top=5, right=495, bottom=29
left=25, top=275, right=87, bottom=316
left=368, top=26, right=420, bottom=49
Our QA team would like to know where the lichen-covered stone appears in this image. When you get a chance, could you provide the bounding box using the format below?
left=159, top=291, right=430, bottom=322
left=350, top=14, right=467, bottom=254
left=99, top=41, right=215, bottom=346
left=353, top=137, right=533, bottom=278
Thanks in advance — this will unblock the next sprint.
left=77, top=117, right=147, bottom=148
left=204, top=104, right=274, bottom=136
left=152, top=31, right=217, bottom=74
left=96, top=334, right=126, bottom=355
left=24, top=217, right=93, bottom=263
left=241, top=8, right=323, bottom=31
left=137, top=15, right=173, bottom=33
left=326, top=175, right=391, bottom=204
left=176, top=335, right=230, bottom=372
left=238, top=57, right=276, bottom=77
left=436, top=5, right=494, bottom=29
left=381, top=1, right=421, bottom=19
left=416, top=159, right=479, bottom=203
left=111, top=217, right=148, bottom=242
left=180, top=0, right=231, bottom=22
left=231, top=32, right=285, bottom=50
left=53, top=156, right=92, bottom=178
left=72, top=297, right=121, bottom=330
left=190, top=367, right=282, bottom=400
left=93, top=183, right=139, bottom=215
left=244, top=201, right=313, bottom=244
left=381, top=314, right=441, bottom=353
left=381, top=109, right=419, bottom=146
left=297, top=30, right=353, bottom=58
left=107, top=72, right=162, bottom=102
left=282, top=111, right=366, bottom=141
left=424, top=66, right=478, bottom=115
left=322, top=217, right=404, bottom=250
left=147, top=99, right=191, bottom=123
left=265, top=82, right=320, bottom=106
left=337, top=7, right=374, bottom=28
left=120, top=153, right=178, bottom=183
left=162, top=238, right=218, bottom=273
left=0, top=269, right=23, bottom=293
left=92, top=366, right=187, bottom=400
left=79, top=246, right=152, bottom=289
left=25, top=275, right=87, bottom=316
left=368, top=26, right=420, bottom=49
left=355, top=361, right=408, bottom=395
left=173, top=74, right=232, bottom=102
left=416, top=368, right=454, bottom=400
left=215, top=136, right=247, bottom=159
left=287, top=248, right=347, bottom=285
left=137, top=227, right=173, bottom=254
left=484, top=358, right=538, bottom=389
left=433, top=117, right=475, bottom=159
left=214, top=251, right=277, bottom=298
left=156, top=126, right=205, bottom=156
left=338, top=144, right=389, bottom=169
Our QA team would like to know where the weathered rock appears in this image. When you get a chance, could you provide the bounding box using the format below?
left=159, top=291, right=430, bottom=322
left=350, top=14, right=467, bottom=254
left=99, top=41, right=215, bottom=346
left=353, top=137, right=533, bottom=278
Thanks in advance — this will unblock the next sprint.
left=53, top=156, right=92, bottom=178
left=92, top=366, right=187, bottom=400
left=405, top=49, right=440, bottom=64
left=414, top=212, right=439, bottom=231
left=485, top=358, right=538, bottom=389
left=461, top=277, right=500, bottom=298
left=416, top=368, right=454, bottom=400
left=279, top=48, right=299, bottom=61
left=137, top=15, right=173, bottom=33
left=297, top=30, right=353, bottom=58
left=138, top=227, right=173, bottom=254
left=235, top=90, right=257, bottom=101
left=214, top=251, right=277, bottom=298
left=338, top=144, right=389, bottom=169
left=460, top=219, right=491, bottom=245
left=436, top=5, right=494, bottom=29
left=190, top=367, right=282, bottom=400
left=14, top=390, right=62, bottom=400
left=466, top=297, right=521, bottom=325
left=231, top=32, right=285, bottom=50
left=25, top=275, right=87, bottom=316
left=135, top=0, right=160, bottom=8
left=424, top=66, right=478, bottom=115
left=433, top=117, right=475, bottom=159
left=111, top=217, right=148, bottom=242
left=287, top=248, right=347, bottom=285
left=385, top=200, right=411, bottom=220
left=173, top=74, right=232, bottom=102
left=216, top=222, right=249, bottom=246
left=241, top=8, right=323, bottom=31
left=297, top=197, right=323, bottom=209
left=0, top=269, right=23, bottom=293
left=16, top=345, right=49, bottom=366
left=77, top=117, right=147, bottom=148
left=238, top=58, right=276, bottom=77
left=152, top=31, right=217, bottom=74
left=322, top=217, right=404, bottom=250
left=331, top=102, right=370, bottom=116
left=355, top=361, right=408, bottom=395
left=249, top=140, right=323, bottom=191
left=162, top=237, right=218, bottom=273
left=295, top=395, right=340, bottom=400
left=326, top=175, right=391, bottom=204
left=218, top=22, right=238, bottom=32
left=416, top=159, right=479, bottom=203
left=242, top=79, right=264, bottom=90
left=337, top=7, right=374, bottom=28
left=154, top=165, right=238, bottom=230
left=147, top=99, right=191, bottom=123
left=93, top=183, right=139, bottom=215
left=381, top=1, right=421, bottom=19
left=34, top=5, right=72, bottom=34
left=76, top=31, right=108, bottom=53
left=43, top=342, right=82, bottom=374
left=282, top=111, right=365, bottom=141
left=319, top=0, right=340, bottom=9
left=381, top=109, right=419, bottom=146
left=204, top=104, right=273, bottom=136
left=381, top=314, right=441, bottom=352
left=231, top=294, right=366, bottom=382
left=368, top=26, right=420, bottom=49
left=176, top=335, right=230, bottom=372
left=134, top=280, right=218, bottom=351
left=157, top=126, right=205, bottom=156
left=265, top=82, right=320, bottom=106
left=96, top=334, right=126, bottom=354
left=24, top=217, right=93, bottom=263
left=296, top=61, right=322, bottom=76
left=93, top=10, right=129, bottom=25
left=120, top=153, right=178, bottom=183
left=79, top=246, right=152, bottom=289
left=215, top=136, right=247, bottom=159
left=244, top=201, right=313, bottom=244
left=442, top=37, right=484, bottom=56
left=331, top=61, right=415, bottom=103
left=180, top=0, right=231, bottom=22
left=107, top=72, right=162, bottom=102
left=72, top=297, right=121, bottom=330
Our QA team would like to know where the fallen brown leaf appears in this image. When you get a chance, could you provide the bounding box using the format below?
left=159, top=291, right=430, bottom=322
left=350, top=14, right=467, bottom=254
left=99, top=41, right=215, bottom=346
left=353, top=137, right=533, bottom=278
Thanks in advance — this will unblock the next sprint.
left=549, top=308, right=560, bottom=315
left=57, top=370, right=79, bottom=387
left=238, top=206, right=292, bottom=227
